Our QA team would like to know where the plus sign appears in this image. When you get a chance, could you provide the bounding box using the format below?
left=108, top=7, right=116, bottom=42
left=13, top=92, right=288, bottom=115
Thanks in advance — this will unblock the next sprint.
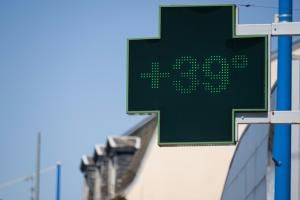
left=140, top=62, right=170, bottom=89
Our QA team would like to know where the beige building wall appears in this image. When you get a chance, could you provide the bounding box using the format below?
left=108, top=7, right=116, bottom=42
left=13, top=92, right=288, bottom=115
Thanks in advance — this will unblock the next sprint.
left=125, top=126, right=236, bottom=200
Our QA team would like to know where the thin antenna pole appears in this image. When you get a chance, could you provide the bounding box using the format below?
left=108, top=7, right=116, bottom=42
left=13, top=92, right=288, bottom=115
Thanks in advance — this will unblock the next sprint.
left=56, top=162, right=61, bottom=200
left=35, top=132, right=41, bottom=200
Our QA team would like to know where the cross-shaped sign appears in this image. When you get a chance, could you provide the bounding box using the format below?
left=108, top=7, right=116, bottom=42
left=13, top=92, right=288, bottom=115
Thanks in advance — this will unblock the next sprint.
left=127, top=5, right=268, bottom=145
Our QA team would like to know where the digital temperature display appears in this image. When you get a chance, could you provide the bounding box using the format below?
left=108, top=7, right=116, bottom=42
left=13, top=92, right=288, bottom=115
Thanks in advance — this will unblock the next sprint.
left=127, top=5, right=268, bottom=145
left=140, top=55, right=248, bottom=94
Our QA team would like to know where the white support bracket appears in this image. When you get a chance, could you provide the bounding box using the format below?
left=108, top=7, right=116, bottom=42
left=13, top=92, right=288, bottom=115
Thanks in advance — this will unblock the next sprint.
left=234, top=8, right=300, bottom=142
left=237, top=22, right=300, bottom=36
left=236, top=111, right=300, bottom=125
left=235, top=6, right=300, bottom=196
left=271, top=111, right=300, bottom=124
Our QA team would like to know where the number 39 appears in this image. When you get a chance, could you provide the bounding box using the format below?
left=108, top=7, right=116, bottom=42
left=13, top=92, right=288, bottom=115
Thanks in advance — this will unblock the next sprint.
left=172, top=55, right=248, bottom=94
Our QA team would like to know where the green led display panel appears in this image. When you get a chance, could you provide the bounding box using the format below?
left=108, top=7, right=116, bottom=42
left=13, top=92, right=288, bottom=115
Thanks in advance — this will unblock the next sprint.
left=127, top=5, right=268, bottom=145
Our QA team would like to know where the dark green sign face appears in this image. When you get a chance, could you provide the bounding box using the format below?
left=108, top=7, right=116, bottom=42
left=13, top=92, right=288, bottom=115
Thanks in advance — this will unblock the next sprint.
left=127, top=5, right=268, bottom=145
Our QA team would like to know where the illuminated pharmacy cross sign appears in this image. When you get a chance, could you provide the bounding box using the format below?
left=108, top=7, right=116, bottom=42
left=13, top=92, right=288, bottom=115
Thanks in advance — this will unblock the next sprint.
left=127, top=5, right=268, bottom=145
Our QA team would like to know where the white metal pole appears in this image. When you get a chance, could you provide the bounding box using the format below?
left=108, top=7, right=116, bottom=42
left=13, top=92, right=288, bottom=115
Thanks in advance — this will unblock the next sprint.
left=35, top=132, right=41, bottom=200
left=291, top=59, right=300, bottom=200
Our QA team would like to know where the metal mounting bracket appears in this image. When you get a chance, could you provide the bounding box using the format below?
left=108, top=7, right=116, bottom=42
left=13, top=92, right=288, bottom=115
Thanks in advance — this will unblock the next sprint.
left=236, top=111, right=300, bottom=124
left=237, top=22, right=300, bottom=36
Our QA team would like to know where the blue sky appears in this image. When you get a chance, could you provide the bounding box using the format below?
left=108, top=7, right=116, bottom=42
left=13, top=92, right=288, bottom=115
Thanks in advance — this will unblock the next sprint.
left=0, top=0, right=299, bottom=199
